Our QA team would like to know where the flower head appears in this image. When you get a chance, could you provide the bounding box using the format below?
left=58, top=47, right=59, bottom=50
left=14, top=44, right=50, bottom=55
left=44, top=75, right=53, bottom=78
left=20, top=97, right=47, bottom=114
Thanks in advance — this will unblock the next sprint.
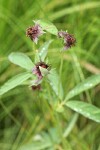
left=32, top=62, right=49, bottom=84
left=26, top=23, right=44, bottom=44
left=58, top=31, right=76, bottom=50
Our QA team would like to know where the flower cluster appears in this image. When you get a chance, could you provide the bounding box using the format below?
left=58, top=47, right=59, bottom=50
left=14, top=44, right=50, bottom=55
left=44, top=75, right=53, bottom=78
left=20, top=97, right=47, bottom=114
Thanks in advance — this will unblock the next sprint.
left=26, top=23, right=44, bottom=44
left=32, top=61, right=49, bottom=84
left=58, top=31, right=76, bottom=50
left=26, top=21, right=76, bottom=50
left=26, top=21, right=76, bottom=91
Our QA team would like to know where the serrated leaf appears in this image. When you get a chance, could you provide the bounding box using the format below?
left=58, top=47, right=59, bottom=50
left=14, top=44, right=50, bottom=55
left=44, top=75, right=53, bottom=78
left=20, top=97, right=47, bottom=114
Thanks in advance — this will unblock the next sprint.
left=65, top=74, right=100, bottom=101
left=47, top=69, right=63, bottom=100
left=0, top=72, right=32, bottom=95
left=39, top=40, right=53, bottom=61
left=8, top=52, right=34, bottom=71
left=66, top=101, right=100, bottom=123
left=34, top=20, right=58, bottom=35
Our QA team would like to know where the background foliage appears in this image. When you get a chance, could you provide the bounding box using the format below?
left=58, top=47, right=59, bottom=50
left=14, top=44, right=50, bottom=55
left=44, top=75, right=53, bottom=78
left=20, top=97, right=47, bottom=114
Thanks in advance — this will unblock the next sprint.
left=0, top=0, right=100, bottom=150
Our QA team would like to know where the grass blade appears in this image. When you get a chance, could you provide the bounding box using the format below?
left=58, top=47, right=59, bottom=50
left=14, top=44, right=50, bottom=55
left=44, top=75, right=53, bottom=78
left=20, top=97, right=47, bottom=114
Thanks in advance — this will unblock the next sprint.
left=50, top=2, right=100, bottom=20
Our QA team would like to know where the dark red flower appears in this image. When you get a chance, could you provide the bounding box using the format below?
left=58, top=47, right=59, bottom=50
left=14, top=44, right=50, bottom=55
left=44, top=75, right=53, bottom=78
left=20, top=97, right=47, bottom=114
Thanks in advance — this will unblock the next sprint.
left=58, top=31, right=76, bottom=50
left=32, top=62, right=49, bottom=83
left=31, top=84, right=41, bottom=91
left=26, top=23, right=44, bottom=44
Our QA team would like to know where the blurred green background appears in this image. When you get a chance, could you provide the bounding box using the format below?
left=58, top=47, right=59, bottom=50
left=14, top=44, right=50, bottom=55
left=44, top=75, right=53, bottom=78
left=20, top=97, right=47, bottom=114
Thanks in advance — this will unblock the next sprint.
left=0, top=0, right=100, bottom=150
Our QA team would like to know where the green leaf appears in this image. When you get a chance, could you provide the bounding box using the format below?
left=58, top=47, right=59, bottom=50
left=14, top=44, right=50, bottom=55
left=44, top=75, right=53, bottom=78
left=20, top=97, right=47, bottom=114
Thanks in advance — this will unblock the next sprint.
left=48, top=128, right=61, bottom=144
left=8, top=52, right=34, bottom=71
left=19, top=128, right=61, bottom=150
left=19, top=133, right=52, bottom=150
left=34, top=20, right=58, bottom=35
left=34, top=40, right=52, bottom=63
left=66, top=101, right=100, bottom=123
left=0, top=72, right=32, bottom=95
left=65, top=74, right=100, bottom=101
left=39, top=40, right=53, bottom=61
left=39, top=67, right=49, bottom=77
left=19, top=142, right=52, bottom=150
left=47, top=69, right=63, bottom=100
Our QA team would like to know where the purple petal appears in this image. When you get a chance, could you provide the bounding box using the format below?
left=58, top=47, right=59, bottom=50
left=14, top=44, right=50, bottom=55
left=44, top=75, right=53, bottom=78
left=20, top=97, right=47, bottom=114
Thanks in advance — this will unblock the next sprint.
left=58, top=31, right=67, bottom=38
left=26, top=23, right=45, bottom=44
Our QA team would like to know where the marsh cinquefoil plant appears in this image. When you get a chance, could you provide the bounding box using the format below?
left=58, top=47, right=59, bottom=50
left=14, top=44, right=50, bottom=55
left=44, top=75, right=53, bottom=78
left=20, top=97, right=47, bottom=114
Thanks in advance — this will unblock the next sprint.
left=0, top=19, right=100, bottom=149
